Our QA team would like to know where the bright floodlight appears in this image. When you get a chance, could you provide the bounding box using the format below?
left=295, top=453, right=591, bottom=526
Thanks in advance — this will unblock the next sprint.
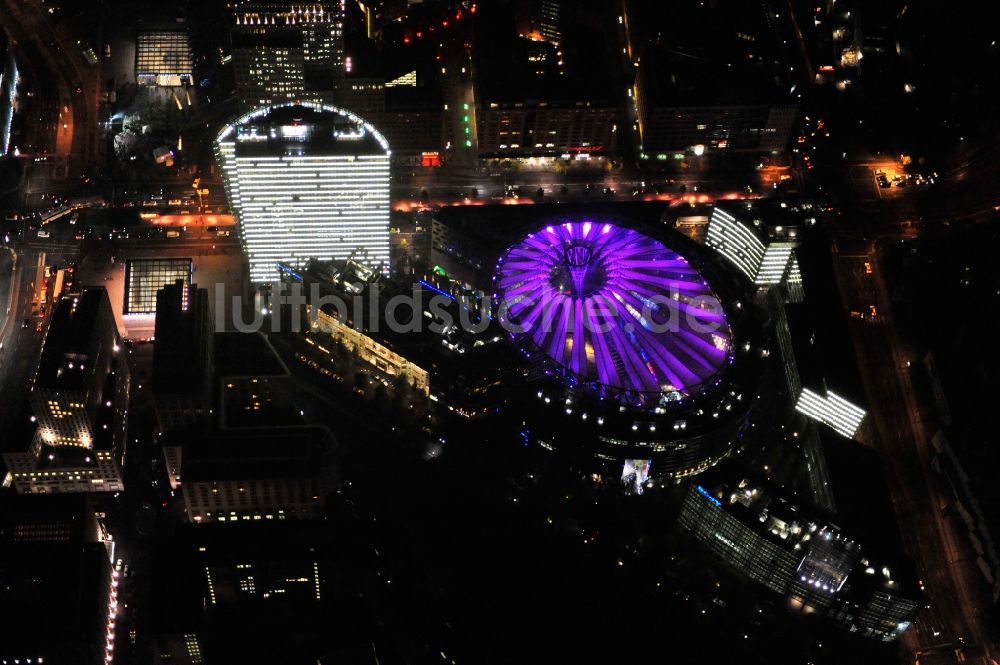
left=494, top=222, right=732, bottom=407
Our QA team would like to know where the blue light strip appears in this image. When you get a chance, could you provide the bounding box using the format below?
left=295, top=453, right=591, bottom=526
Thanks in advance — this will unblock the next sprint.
left=696, top=485, right=722, bottom=507
left=419, top=279, right=455, bottom=301
left=277, top=262, right=304, bottom=282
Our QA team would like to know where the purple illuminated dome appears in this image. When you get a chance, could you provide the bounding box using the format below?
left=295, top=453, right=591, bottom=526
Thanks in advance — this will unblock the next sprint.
left=495, top=222, right=733, bottom=407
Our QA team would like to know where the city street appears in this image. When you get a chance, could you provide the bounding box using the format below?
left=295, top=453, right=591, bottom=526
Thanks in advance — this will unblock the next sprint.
left=834, top=237, right=996, bottom=665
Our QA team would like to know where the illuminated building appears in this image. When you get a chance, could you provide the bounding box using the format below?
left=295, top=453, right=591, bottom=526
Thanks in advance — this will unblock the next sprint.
left=213, top=332, right=301, bottom=429
left=340, top=76, right=385, bottom=122
left=474, top=1, right=617, bottom=158
left=3, top=289, right=129, bottom=493
left=136, top=30, right=193, bottom=86
left=705, top=205, right=802, bottom=288
left=125, top=257, right=193, bottom=314
left=380, top=75, right=447, bottom=166
left=338, top=44, right=450, bottom=166
left=514, top=0, right=561, bottom=46
left=678, top=464, right=922, bottom=641
left=1, top=34, right=19, bottom=155
left=287, top=258, right=504, bottom=418
left=782, top=231, right=869, bottom=442
left=477, top=100, right=616, bottom=159
left=147, top=520, right=364, bottom=661
left=311, top=306, right=430, bottom=394
left=491, top=212, right=765, bottom=479
left=496, top=222, right=733, bottom=406
left=231, top=0, right=345, bottom=109
left=164, top=425, right=338, bottom=524
left=704, top=204, right=866, bottom=438
left=215, top=102, right=391, bottom=283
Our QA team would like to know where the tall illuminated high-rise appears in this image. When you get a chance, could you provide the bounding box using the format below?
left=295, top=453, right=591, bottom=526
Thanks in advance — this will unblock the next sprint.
left=215, top=101, right=391, bottom=283
left=231, top=0, right=345, bottom=110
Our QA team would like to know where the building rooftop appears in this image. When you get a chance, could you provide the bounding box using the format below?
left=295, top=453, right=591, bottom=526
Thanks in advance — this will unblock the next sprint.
left=0, top=495, right=108, bottom=658
left=473, top=0, right=617, bottom=106
left=148, top=519, right=373, bottom=662
left=165, top=425, right=336, bottom=482
left=215, top=332, right=288, bottom=378
left=0, top=493, right=96, bottom=545
left=33, top=288, right=115, bottom=393
left=641, top=45, right=793, bottom=109
left=694, top=462, right=921, bottom=600
left=635, top=0, right=794, bottom=108
left=494, top=221, right=733, bottom=405
left=225, top=103, right=389, bottom=157
left=790, top=230, right=867, bottom=407
left=820, top=429, right=907, bottom=557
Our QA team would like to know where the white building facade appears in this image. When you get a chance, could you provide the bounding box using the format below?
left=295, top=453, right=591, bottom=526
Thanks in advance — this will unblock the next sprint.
left=215, top=102, right=391, bottom=283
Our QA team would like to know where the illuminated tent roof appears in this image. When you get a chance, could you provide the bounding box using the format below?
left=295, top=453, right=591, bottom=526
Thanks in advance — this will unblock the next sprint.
left=494, top=221, right=732, bottom=406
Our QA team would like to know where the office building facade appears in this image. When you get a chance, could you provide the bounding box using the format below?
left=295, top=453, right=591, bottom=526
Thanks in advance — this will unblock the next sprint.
left=4, top=289, right=129, bottom=493
left=215, top=101, right=391, bottom=283
left=231, top=0, right=345, bottom=110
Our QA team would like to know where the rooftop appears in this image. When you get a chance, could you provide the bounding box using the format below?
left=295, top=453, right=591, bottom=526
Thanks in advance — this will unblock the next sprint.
left=166, top=425, right=336, bottom=482
left=791, top=230, right=867, bottom=406
left=495, top=221, right=733, bottom=404
left=474, top=0, right=617, bottom=106
left=33, top=288, right=115, bottom=393
left=214, top=332, right=289, bottom=379
left=221, top=103, right=389, bottom=157
left=636, top=0, right=794, bottom=108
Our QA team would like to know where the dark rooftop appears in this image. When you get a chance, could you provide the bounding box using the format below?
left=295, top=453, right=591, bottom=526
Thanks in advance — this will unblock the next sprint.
left=214, top=332, right=288, bottom=378
left=635, top=0, right=794, bottom=108
left=473, top=0, right=618, bottom=106
left=792, top=230, right=867, bottom=407
left=33, top=288, right=115, bottom=392
left=0, top=494, right=109, bottom=658
left=228, top=104, right=389, bottom=157
left=166, top=425, right=336, bottom=482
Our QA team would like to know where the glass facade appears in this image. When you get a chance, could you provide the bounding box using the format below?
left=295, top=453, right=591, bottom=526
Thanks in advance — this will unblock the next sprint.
left=124, top=258, right=192, bottom=315
left=136, top=31, right=193, bottom=86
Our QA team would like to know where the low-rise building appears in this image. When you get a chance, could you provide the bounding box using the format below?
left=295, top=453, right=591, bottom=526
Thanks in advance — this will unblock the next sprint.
left=679, top=463, right=921, bottom=641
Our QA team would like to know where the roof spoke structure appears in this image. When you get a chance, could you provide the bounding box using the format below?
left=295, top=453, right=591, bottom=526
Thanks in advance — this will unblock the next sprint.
left=495, top=221, right=733, bottom=408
